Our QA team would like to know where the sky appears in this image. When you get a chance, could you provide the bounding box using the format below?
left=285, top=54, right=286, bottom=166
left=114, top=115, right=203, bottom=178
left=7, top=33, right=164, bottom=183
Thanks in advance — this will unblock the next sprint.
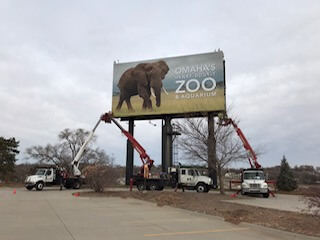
left=1, top=0, right=319, bottom=168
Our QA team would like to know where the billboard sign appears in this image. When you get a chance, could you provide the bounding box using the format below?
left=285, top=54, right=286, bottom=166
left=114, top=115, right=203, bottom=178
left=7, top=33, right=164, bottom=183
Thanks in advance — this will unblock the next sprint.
left=112, top=51, right=225, bottom=118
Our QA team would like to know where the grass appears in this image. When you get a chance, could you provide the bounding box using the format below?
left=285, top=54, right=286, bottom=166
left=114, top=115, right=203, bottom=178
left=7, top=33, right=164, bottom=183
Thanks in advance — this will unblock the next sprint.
left=112, top=88, right=225, bottom=117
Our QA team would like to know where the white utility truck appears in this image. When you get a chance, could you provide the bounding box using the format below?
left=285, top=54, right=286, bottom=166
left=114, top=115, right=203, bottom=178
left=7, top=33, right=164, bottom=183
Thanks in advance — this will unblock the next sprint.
left=169, top=166, right=215, bottom=192
left=219, top=116, right=272, bottom=198
left=241, top=168, right=269, bottom=198
left=25, top=167, right=83, bottom=191
left=25, top=118, right=102, bottom=191
left=133, top=165, right=215, bottom=193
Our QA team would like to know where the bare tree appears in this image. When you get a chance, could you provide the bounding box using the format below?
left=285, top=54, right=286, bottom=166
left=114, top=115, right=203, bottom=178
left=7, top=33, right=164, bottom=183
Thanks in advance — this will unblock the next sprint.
left=58, top=128, right=97, bottom=162
left=26, top=128, right=110, bottom=174
left=175, top=117, right=249, bottom=194
left=82, top=165, right=117, bottom=192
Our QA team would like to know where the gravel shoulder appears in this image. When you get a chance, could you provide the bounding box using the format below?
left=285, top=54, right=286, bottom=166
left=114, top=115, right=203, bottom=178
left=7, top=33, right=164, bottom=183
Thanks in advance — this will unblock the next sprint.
left=80, top=190, right=320, bottom=238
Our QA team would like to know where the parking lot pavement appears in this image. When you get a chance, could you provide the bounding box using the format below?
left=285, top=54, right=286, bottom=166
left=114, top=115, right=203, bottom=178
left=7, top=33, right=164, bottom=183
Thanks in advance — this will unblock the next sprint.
left=0, top=187, right=318, bottom=240
left=223, top=193, right=309, bottom=213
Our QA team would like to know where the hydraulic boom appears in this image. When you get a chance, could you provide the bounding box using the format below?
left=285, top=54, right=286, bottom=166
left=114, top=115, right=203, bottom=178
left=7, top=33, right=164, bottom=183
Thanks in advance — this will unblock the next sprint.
left=219, top=115, right=275, bottom=197
left=71, top=118, right=102, bottom=176
left=219, top=117, right=261, bottom=169
left=101, top=112, right=154, bottom=177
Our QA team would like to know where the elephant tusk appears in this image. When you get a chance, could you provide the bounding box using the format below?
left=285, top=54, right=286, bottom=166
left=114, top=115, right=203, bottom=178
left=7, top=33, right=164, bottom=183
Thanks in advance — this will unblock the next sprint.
left=151, top=88, right=156, bottom=98
left=162, top=86, right=169, bottom=95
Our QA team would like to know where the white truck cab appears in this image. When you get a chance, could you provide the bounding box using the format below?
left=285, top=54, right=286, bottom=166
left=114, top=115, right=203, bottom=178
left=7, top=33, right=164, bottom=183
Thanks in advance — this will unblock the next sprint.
left=134, top=166, right=216, bottom=193
left=25, top=167, right=82, bottom=191
left=241, top=169, right=269, bottom=198
left=169, top=167, right=215, bottom=193
left=25, top=168, right=58, bottom=191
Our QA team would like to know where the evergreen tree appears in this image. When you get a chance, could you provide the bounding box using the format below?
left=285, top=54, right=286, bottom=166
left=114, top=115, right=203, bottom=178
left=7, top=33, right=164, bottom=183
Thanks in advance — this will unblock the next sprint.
left=276, top=155, right=298, bottom=191
left=0, top=137, right=20, bottom=178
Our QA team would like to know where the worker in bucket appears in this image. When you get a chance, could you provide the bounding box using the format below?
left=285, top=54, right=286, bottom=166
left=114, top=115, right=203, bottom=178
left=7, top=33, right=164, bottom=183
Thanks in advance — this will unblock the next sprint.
left=143, top=164, right=149, bottom=178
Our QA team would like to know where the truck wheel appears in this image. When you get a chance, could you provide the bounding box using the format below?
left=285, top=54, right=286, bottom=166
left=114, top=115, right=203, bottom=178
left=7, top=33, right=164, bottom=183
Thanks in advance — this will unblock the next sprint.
left=196, top=183, right=207, bottom=193
left=137, top=183, right=145, bottom=191
left=36, top=182, right=44, bottom=191
left=72, top=181, right=81, bottom=189
left=263, top=192, right=269, bottom=198
left=26, top=186, right=33, bottom=190
left=149, top=183, right=158, bottom=191
left=241, top=190, right=247, bottom=195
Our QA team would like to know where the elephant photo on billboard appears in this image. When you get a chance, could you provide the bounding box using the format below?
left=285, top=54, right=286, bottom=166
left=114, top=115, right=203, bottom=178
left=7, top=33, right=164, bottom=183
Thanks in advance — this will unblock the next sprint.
left=116, top=60, right=169, bottom=111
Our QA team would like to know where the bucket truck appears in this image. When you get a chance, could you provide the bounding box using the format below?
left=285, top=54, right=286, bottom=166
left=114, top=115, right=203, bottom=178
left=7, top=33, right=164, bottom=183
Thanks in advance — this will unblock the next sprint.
left=25, top=119, right=102, bottom=191
left=100, top=112, right=215, bottom=192
left=218, top=116, right=271, bottom=198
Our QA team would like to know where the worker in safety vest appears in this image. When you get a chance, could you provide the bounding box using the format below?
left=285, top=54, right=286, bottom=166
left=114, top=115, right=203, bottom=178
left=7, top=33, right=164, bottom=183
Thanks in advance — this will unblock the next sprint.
left=143, top=164, right=149, bottom=178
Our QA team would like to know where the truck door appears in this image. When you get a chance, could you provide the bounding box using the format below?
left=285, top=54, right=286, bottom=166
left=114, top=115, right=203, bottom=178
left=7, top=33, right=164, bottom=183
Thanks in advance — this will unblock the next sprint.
left=45, top=169, right=53, bottom=183
left=187, top=169, right=197, bottom=186
left=180, top=169, right=188, bottom=184
left=180, top=169, right=195, bottom=186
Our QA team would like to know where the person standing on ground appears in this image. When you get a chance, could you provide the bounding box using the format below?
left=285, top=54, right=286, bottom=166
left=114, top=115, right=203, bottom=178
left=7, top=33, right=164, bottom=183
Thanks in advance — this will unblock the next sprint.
left=60, top=169, right=67, bottom=191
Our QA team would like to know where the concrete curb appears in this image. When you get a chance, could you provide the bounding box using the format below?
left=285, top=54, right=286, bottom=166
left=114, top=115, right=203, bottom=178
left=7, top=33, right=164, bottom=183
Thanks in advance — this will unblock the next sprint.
left=239, top=222, right=320, bottom=240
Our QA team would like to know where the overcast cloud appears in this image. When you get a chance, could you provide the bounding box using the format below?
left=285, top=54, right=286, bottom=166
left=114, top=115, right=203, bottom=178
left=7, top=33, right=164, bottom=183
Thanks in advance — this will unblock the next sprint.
left=0, top=0, right=319, bottom=168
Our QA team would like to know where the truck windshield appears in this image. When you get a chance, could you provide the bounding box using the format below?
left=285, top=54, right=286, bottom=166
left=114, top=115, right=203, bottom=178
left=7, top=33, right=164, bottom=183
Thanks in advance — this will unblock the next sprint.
left=35, top=169, right=46, bottom=175
left=194, top=170, right=200, bottom=176
left=187, top=169, right=200, bottom=176
left=243, top=171, right=265, bottom=180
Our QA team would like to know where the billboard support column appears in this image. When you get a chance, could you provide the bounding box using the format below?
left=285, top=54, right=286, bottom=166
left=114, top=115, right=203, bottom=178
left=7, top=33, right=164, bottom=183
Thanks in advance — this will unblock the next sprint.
left=162, top=116, right=173, bottom=173
left=125, top=118, right=134, bottom=185
left=208, top=112, right=217, bottom=186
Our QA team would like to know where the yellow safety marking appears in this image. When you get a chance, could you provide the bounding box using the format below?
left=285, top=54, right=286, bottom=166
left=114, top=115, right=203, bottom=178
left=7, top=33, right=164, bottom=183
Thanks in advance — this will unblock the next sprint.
left=122, top=218, right=205, bottom=224
left=144, top=227, right=249, bottom=237
left=105, top=211, right=179, bottom=217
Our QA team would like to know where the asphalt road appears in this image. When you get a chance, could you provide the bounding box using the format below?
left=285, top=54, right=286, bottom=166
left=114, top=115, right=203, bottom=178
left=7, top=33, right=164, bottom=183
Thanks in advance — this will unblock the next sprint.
left=0, top=187, right=318, bottom=240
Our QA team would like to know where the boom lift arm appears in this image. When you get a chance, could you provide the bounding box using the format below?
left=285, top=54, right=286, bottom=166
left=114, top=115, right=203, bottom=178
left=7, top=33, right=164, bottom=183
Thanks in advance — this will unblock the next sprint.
left=219, top=115, right=276, bottom=197
left=71, top=119, right=102, bottom=176
left=219, top=117, right=261, bottom=169
left=71, top=112, right=154, bottom=178
left=101, top=112, right=154, bottom=176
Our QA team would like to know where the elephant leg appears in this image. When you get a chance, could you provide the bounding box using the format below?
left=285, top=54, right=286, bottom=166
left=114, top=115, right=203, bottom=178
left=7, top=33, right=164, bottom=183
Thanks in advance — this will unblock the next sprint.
left=146, top=99, right=152, bottom=109
left=142, top=100, right=147, bottom=110
left=142, top=98, right=152, bottom=110
left=116, top=95, right=125, bottom=110
left=141, top=97, right=152, bottom=110
left=125, top=98, right=134, bottom=111
left=138, top=87, right=152, bottom=110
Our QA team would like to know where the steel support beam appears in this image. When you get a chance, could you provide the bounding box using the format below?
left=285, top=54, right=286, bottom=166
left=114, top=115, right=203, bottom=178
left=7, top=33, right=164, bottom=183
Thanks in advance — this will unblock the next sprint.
left=208, top=112, right=217, bottom=186
left=125, top=119, right=134, bottom=185
left=162, top=117, right=173, bottom=173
